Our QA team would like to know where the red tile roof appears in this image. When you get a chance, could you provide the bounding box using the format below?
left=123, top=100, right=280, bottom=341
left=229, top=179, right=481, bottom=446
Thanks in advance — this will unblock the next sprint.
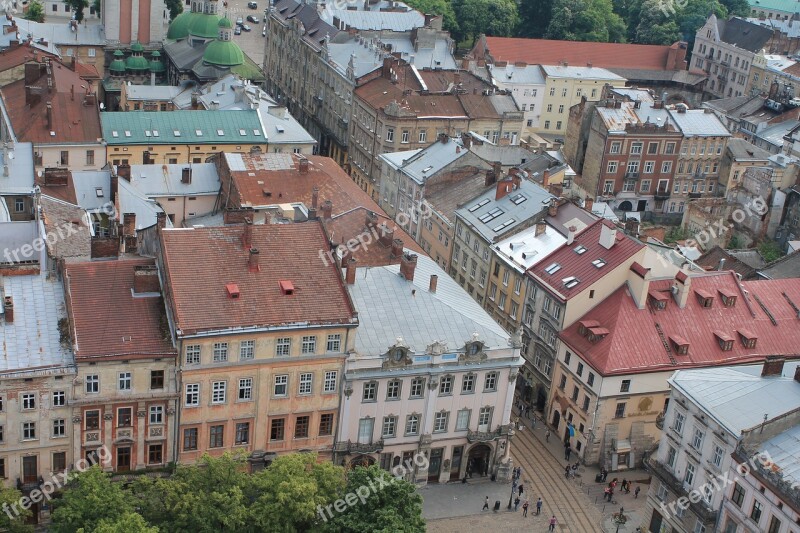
left=560, top=273, right=800, bottom=376
left=64, top=258, right=176, bottom=360
left=0, top=43, right=57, bottom=75
left=222, top=153, right=424, bottom=266
left=528, top=220, right=644, bottom=300
left=482, top=37, right=682, bottom=71
left=160, top=222, right=358, bottom=335
left=354, top=74, right=469, bottom=118
left=1, top=58, right=103, bottom=144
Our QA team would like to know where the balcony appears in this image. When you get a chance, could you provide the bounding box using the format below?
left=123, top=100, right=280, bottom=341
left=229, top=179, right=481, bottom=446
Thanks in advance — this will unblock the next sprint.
left=654, top=188, right=670, bottom=200
left=334, top=439, right=384, bottom=454
left=646, top=457, right=717, bottom=523
left=467, top=424, right=512, bottom=443
left=688, top=192, right=702, bottom=199
left=624, top=172, right=640, bottom=180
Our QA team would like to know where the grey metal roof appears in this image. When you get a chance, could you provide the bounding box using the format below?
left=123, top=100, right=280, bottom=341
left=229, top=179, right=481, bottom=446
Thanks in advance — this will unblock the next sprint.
left=322, top=9, right=424, bottom=31
left=667, top=108, right=731, bottom=137
left=71, top=170, right=111, bottom=211
left=755, top=120, right=800, bottom=148
left=757, top=250, right=800, bottom=279
left=670, top=363, right=800, bottom=437
left=347, top=253, right=509, bottom=355
left=456, top=178, right=554, bottom=242
left=259, top=107, right=316, bottom=146
left=125, top=85, right=183, bottom=101
left=117, top=178, right=173, bottom=230
left=718, top=17, right=774, bottom=53
left=11, top=19, right=105, bottom=46
left=489, top=64, right=546, bottom=85
left=326, top=35, right=456, bottom=79
left=747, top=17, right=800, bottom=38
left=0, top=220, right=37, bottom=259
left=760, top=425, right=800, bottom=489
left=1, top=274, right=74, bottom=374
left=726, top=137, right=773, bottom=160
left=380, top=137, right=467, bottom=184
left=197, top=75, right=277, bottom=110
left=0, top=142, right=35, bottom=195
left=128, top=163, right=220, bottom=196
left=540, top=64, right=624, bottom=81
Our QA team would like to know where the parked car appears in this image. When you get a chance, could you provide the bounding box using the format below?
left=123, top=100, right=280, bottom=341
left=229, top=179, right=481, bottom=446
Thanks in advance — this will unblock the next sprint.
left=234, top=25, right=242, bottom=35
left=235, top=16, right=243, bottom=26
left=262, top=26, right=266, bottom=37
left=247, top=1, right=258, bottom=8
left=246, top=15, right=260, bottom=23
left=241, top=24, right=252, bottom=32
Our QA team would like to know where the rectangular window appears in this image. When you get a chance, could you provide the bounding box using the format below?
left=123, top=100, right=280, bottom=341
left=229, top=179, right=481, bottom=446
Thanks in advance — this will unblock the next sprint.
left=148, top=444, right=163, bottom=465
left=386, top=379, right=401, bottom=400
left=22, top=421, right=36, bottom=440
left=478, top=406, right=492, bottom=429
left=587, top=373, right=595, bottom=386
left=433, top=411, right=449, bottom=432
left=209, top=425, right=224, bottom=448
left=118, top=373, right=131, bottom=391
left=239, top=340, right=255, bottom=360
left=630, top=142, right=643, bottom=155
left=235, top=422, right=250, bottom=445
left=401, top=131, right=409, bottom=144
left=363, top=382, right=377, bottom=401
left=21, top=393, right=36, bottom=410
left=52, top=391, right=66, bottom=407
left=86, top=150, right=95, bottom=166
left=298, top=373, right=313, bottom=395
left=673, top=411, right=685, bottom=434
left=684, top=462, right=695, bottom=485
left=462, top=374, right=475, bottom=393
left=118, top=408, right=132, bottom=427
left=150, top=370, right=164, bottom=389
left=614, top=402, right=626, bottom=419
left=270, top=418, right=285, bottom=441
left=731, top=482, right=745, bottom=507
left=86, top=375, right=99, bottom=394
left=767, top=516, right=781, bottom=533
left=382, top=416, right=397, bottom=438
left=274, top=375, right=288, bottom=396
left=238, top=378, right=253, bottom=400
left=456, top=409, right=470, bottom=431
left=301, top=336, right=316, bottom=354
left=484, top=372, right=498, bottom=391
left=185, top=383, right=200, bottom=406
left=439, top=376, right=453, bottom=395
left=213, top=342, right=228, bottom=362
left=294, top=416, right=309, bottom=438
left=319, top=413, right=334, bottom=436
left=418, top=130, right=427, bottom=143
left=692, top=427, right=704, bottom=450
left=405, top=414, right=419, bottom=435
left=52, top=418, right=66, bottom=437
left=185, top=345, right=200, bottom=364
left=620, top=380, right=630, bottom=393
left=211, top=381, right=227, bottom=404
left=326, top=334, right=341, bottom=353
left=410, top=378, right=424, bottom=398
left=386, top=128, right=394, bottom=142
left=149, top=405, right=163, bottom=425
left=323, top=371, right=337, bottom=393
left=276, top=338, right=291, bottom=356
left=750, top=500, right=763, bottom=523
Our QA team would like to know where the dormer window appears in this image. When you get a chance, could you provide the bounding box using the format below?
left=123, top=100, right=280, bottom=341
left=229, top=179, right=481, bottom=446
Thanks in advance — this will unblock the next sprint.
left=695, top=289, right=714, bottom=308
left=714, top=331, right=734, bottom=351
left=578, top=320, right=600, bottom=337
left=469, top=342, right=480, bottom=355
left=649, top=291, right=669, bottom=310
left=592, top=258, right=606, bottom=268
left=392, top=348, right=405, bottom=361
left=670, top=335, right=689, bottom=355
left=719, top=289, right=737, bottom=308
left=587, top=326, right=609, bottom=343
left=738, top=329, right=757, bottom=349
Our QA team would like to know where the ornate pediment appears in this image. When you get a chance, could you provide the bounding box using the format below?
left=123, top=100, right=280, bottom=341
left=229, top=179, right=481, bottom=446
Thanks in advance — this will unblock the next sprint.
left=459, top=333, right=487, bottom=363
left=382, top=337, right=412, bottom=369
left=426, top=340, right=448, bottom=355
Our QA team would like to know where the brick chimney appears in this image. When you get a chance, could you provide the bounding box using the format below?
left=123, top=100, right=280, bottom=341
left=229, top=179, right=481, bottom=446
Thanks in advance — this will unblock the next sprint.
left=123, top=213, right=136, bottom=236
left=461, top=132, right=472, bottom=149
left=548, top=198, right=558, bottom=217
left=438, top=132, right=448, bottom=144
left=495, top=179, right=514, bottom=201
left=311, top=186, right=319, bottom=209
left=248, top=248, right=260, bottom=272
left=378, top=222, right=394, bottom=246
left=133, top=265, right=160, bottom=294
left=242, top=218, right=253, bottom=249
left=117, top=164, right=131, bottom=181
left=320, top=200, right=333, bottom=220
left=391, top=238, right=404, bottom=258
left=584, top=198, right=594, bottom=212
left=298, top=157, right=309, bottom=174
left=399, top=252, right=418, bottom=281
left=3, top=296, right=13, bottom=324
left=46, top=102, right=53, bottom=131
left=484, top=168, right=496, bottom=187
left=345, top=258, right=357, bottom=284
left=535, top=221, right=547, bottom=236
left=156, top=212, right=167, bottom=230
left=429, top=274, right=438, bottom=293
left=762, top=356, right=785, bottom=377
left=365, top=210, right=378, bottom=229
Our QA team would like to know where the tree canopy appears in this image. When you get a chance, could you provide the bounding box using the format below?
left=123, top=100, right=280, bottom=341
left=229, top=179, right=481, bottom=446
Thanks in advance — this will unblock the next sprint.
left=23, top=0, right=45, bottom=23
left=452, top=0, right=519, bottom=44
left=546, top=0, right=626, bottom=42
left=63, top=0, right=89, bottom=22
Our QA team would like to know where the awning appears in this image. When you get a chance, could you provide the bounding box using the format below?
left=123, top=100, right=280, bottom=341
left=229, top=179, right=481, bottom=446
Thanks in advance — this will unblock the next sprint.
left=615, top=439, right=631, bottom=453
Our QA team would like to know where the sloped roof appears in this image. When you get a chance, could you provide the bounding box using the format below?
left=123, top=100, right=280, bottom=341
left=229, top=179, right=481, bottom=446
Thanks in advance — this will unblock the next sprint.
left=101, top=110, right=264, bottom=144
left=718, top=17, right=774, bottom=53
left=65, top=258, right=176, bottom=360
left=39, top=195, right=91, bottom=260
left=696, top=245, right=757, bottom=279
left=757, top=250, right=800, bottom=279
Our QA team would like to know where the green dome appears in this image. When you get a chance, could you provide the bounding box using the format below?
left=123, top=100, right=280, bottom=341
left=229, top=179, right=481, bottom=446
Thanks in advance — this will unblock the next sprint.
left=149, top=58, right=166, bottom=73
left=110, top=50, right=126, bottom=73
left=167, top=11, right=195, bottom=40
left=203, top=39, right=244, bottom=67
left=188, top=14, right=222, bottom=39
left=130, top=42, right=145, bottom=52
left=218, top=17, right=233, bottom=29
left=125, top=54, right=150, bottom=71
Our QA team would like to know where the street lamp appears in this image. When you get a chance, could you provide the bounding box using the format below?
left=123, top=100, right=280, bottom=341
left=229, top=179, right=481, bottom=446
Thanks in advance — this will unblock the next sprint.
left=505, top=422, right=517, bottom=510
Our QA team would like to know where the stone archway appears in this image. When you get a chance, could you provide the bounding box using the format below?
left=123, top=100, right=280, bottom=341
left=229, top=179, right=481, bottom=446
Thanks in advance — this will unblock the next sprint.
left=467, top=444, right=492, bottom=478
left=349, top=454, right=375, bottom=468
left=618, top=200, right=633, bottom=212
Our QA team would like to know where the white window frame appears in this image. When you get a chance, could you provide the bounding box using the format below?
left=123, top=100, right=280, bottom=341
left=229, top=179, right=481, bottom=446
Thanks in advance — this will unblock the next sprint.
left=211, top=381, right=227, bottom=404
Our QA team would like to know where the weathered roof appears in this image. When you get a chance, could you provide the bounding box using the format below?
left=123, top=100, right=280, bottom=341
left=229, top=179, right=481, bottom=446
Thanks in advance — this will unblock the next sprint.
left=379, top=137, right=470, bottom=184
left=101, top=110, right=265, bottom=144
left=39, top=195, right=91, bottom=260
left=0, top=142, right=35, bottom=194
left=757, top=250, right=800, bottom=279
left=489, top=63, right=546, bottom=85
left=347, top=254, right=509, bottom=355
left=696, top=245, right=758, bottom=279
left=495, top=222, right=567, bottom=274
left=65, top=258, right=176, bottom=360
left=726, top=137, right=773, bottom=160
left=11, top=18, right=106, bottom=46
left=322, top=9, right=424, bottom=31
left=128, top=163, right=220, bottom=196
left=717, top=17, right=774, bottom=53
left=124, top=85, right=184, bottom=101
left=118, top=178, right=172, bottom=230
left=545, top=201, right=598, bottom=238
left=540, top=64, right=625, bottom=81
left=667, top=108, right=731, bottom=137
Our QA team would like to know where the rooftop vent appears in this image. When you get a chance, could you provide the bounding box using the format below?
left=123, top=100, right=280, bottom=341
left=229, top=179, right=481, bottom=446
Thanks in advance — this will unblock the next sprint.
left=226, top=283, right=240, bottom=299
left=279, top=280, right=295, bottom=295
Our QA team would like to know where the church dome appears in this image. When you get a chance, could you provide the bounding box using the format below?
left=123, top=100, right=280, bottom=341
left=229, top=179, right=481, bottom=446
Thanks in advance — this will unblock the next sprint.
left=202, top=39, right=244, bottom=67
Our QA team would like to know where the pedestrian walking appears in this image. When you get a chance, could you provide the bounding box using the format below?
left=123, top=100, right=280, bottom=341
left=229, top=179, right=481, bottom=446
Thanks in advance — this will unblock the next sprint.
left=514, top=496, right=520, bottom=511
left=518, top=484, right=524, bottom=497
left=532, top=416, right=536, bottom=429
left=564, top=464, right=571, bottom=478
left=621, top=478, right=628, bottom=493
left=545, top=430, right=550, bottom=442
left=512, top=479, right=518, bottom=492
left=482, top=496, right=489, bottom=511
left=549, top=515, right=557, bottom=531
left=522, top=499, right=529, bottom=517
left=564, top=445, right=571, bottom=461
left=634, top=486, right=641, bottom=499
left=536, top=497, right=542, bottom=515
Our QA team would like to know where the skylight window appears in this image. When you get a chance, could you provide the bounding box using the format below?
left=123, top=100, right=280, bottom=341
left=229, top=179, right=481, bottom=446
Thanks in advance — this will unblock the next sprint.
left=253, top=129, right=261, bottom=136
left=563, top=276, right=580, bottom=289
left=217, top=129, right=225, bottom=136
left=174, top=130, right=181, bottom=136
left=144, top=131, right=151, bottom=137
left=196, top=130, right=203, bottom=136
left=468, top=199, right=490, bottom=212
left=111, top=131, right=119, bottom=138
left=592, top=258, right=606, bottom=268
left=492, top=219, right=516, bottom=232
left=124, top=131, right=132, bottom=137
left=95, top=187, right=104, bottom=197
left=478, top=207, right=504, bottom=223
left=239, top=129, right=247, bottom=136
left=544, top=262, right=562, bottom=274
left=574, top=245, right=587, bottom=254
left=152, top=130, right=159, bottom=137
left=510, top=193, right=527, bottom=205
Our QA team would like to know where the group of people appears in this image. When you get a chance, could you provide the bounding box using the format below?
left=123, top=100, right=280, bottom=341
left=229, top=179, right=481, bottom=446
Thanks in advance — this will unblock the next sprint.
left=602, top=477, right=640, bottom=501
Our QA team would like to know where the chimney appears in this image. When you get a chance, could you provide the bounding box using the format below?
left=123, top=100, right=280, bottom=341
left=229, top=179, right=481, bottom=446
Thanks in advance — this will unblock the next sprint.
left=46, top=102, right=53, bottom=130
left=133, top=265, right=160, bottom=294
left=625, top=218, right=640, bottom=237
left=566, top=225, right=576, bottom=245
left=495, top=179, right=513, bottom=201
left=484, top=168, right=496, bottom=187
left=123, top=213, right=136, bottom=236
left=492, top=161, right=502, bottom=179
left=391, top=238, right=404, bottom=258
left=117, top=164, right=131, bottom=182
left=628, top=261, right=651, bottom=309
left=542, top=169, right=550, bottom=187
left=181, top=167, right=192, bottom=184
left=584, top=198, right=594, bottom=212
left=365, top=210, right=378, bottom=229
left=762, top=356, right=786, bottom=377
left=535, top=221, right=547, bottom=237
left=248, top=248, right=260, bottom=272
left=311, top=186, right=319, bottom=209
left=320, top=200, right=333, bottom=220
left=429, top=274, right=438, bottom=293
left=717, top=258, right=726, bottom=271
left=794, top=365, right=800, bottom=383
left=3, top=296, right=13, bottom=324
left=461, top=132, right=472, bottom=149
left=548, top=198, right=558, bottom=217
left=673, top=270, right=691, bottom=309
left=438, top=132, right=448, bottom=144
left=345, top=258, right=357, bottom=284
left=399, top=252, right=418, bottom=281
left=110, top=171, right=118, bottom=203
left=298, top=157, right=309, bottom=174
left=378, top=222, right=394, bottom=246
left=242, top=218, right=253, bottom=249
left=599, top=223, right=617, bottom=250
left=156, top=212, right=167, bottom=230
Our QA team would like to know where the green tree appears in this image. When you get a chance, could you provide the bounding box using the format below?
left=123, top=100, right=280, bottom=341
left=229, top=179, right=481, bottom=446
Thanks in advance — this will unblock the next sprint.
left=322, top=465, right=425, bottom=533
left=90, top=513, right=158, bottom=533
left=719, top=0, right=750, bottom=16
left=23, top=0, right=45, bottom=23
left=452, top=0, right=519, bottom=44
left=545, top=0, right=626, bottom=42
left=517, top=0, right=554, bottom=37
left=165, top=0, right=183, bottom=21
left=247, top=453, right=345, bottom=532
left=759, top=240, right=784, bottom=262
left=402, top=0, right=458, bottom=35
left=91, top=0, right=100, bottom=17
left=50, top=467, right=134, bottom=533
left=727, top=234, right=743, bottom=249
left=634, top=0, right=681, bottom=44
left=0, top=487, right=33, bottom=533
left=63, top=0, right=89, bottom=22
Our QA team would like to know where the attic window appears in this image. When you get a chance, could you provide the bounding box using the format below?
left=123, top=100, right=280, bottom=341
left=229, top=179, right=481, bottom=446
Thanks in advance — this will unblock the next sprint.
left=719, top=290, right=737, bottom=307
left=111, top=131, right=119, bottom=138
left=563, top=276, right=580, bottom=289
left=152, top=130, right=160, bottom=137
left=492, top=219, right=516, bottom=232
left=124, top=131, right=132, bottom=137
left=695, top=289, right=714, bottom=308
left=226, top=283, right=240, bottom=299
left=478, top=207, right=503, bottom=223
left=738, top=329, right=757, bottom=349
left=510, top=193, right=527, bottom=205
left=468, top=199, right=490, bottom=212
left=196, top=130, right=203, bottom=136
left=574, top=245, right=587, bottom=254
left=544, top=262, right=562, bottom=275
left=95, top=187, right=103, bottom=197
left=648, top=291, right=669, bottom=310
left=592, top=258, right=606, bottom=268
left=587, top=326, right=609, bottom=343
left=279, top=280, right=295, bottom=295
left=253, top=129, right=261, bottom=136
left=714, top=331, right=734, bottom=351
left=217, top=129, right=225, bottom=136
left=577, top=320, right=600, bottom=337
left=145, top=131, right=152, bottom=137
left=276, top=126, right=285, bottom=133
left=669, top=335, right=690, bottom=355
left=174, top=130, right=181, bottom=137
left=239, top=129, right=247, bottom=136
